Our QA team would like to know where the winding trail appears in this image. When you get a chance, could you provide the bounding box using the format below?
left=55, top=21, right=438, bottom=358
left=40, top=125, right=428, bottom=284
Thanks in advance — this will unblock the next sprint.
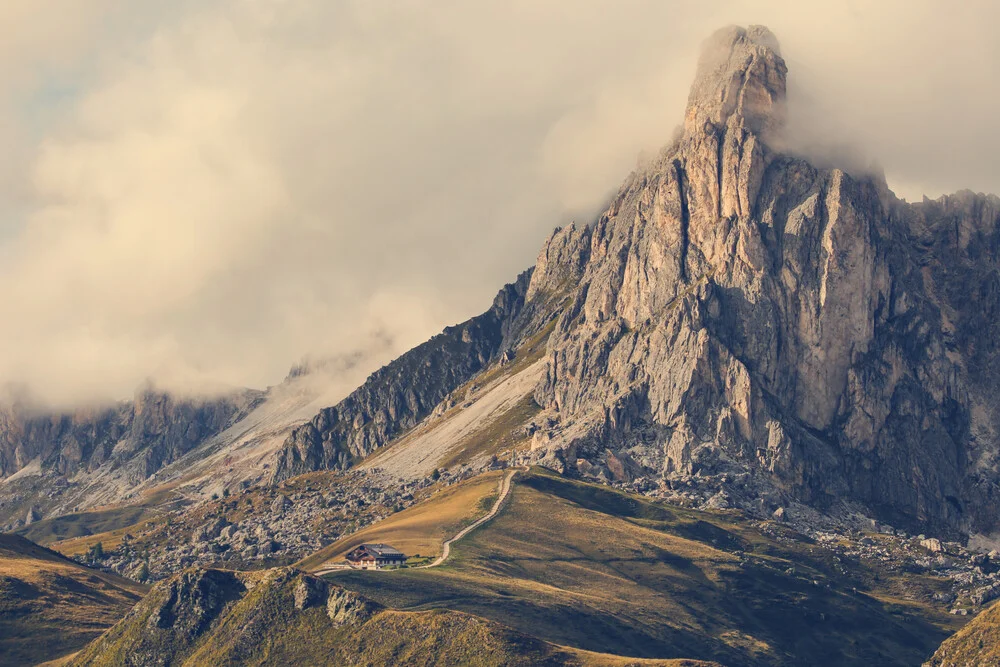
left=315, top=467, right=523, bottom=576
left=416, top=466, right=524, bottom=569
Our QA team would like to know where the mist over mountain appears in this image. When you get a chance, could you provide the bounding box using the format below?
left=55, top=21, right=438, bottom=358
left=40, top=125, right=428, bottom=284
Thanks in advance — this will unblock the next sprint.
left=2, top=1, right=1000, bottom=406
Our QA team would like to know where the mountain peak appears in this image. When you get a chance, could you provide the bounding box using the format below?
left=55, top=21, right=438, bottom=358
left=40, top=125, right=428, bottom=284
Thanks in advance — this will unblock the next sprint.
left=685, top=25, right=786, bottom=136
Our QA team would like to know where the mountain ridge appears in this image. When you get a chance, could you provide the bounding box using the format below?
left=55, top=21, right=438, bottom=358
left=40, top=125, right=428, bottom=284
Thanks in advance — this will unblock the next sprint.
left=258, top=24, right=1000, bottom=545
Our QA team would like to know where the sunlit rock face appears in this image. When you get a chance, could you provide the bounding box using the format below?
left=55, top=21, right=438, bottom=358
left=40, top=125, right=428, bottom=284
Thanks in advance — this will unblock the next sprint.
left=529, top=25, right=1000, bottom=540
left=223, top=25, right=1000, bottom=542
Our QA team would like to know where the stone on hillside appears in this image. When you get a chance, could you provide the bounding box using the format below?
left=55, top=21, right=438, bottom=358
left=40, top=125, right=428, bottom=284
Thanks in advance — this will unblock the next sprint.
left=971, top=584, right=1000, bottom=607
left=921, top=537, right=944, bottom=553
left=272, top=494, right=291, bottom=513
left=706, top=491, right=731, bottom=509
left=327, top=588, right=379, bottom=626
left=294, top=576, right=328, bottom=610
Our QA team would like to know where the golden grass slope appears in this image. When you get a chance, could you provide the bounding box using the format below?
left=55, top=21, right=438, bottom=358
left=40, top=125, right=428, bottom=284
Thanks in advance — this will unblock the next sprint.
left=0, top=534, right=148, bottom=666
left=327, top=468, right=964, bottom=667
left=927, top=599, right=1000, bottom=666
left=298, top=469, right=504, bottom=570
left=72, top=566, right=715, bottom=667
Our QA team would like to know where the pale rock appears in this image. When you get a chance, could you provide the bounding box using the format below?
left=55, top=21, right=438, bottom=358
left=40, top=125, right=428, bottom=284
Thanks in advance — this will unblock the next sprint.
left=921, top=537, right=944, bottom=553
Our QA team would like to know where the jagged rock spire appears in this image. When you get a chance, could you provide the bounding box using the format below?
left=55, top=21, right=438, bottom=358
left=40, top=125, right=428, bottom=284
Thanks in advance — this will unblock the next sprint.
left=684, top=25, right=787, bottom=137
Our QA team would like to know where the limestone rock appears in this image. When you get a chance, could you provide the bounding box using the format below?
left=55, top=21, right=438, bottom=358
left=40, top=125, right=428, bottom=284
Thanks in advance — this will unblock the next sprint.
left=326, top=587, right=380, bottom=626
left=271, top=494, right=291, bottom=514
left=524, top=25, right=1000, bottom=540
left=921, top=538, right=944, bottom=553
left=293, top=576, right=327, bottom=610
left=269, top=270, right=555, bottom=481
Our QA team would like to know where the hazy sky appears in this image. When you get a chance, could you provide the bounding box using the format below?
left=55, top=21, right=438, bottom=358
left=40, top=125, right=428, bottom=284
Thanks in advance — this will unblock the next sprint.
left=1, top=1, right=998, bottom=405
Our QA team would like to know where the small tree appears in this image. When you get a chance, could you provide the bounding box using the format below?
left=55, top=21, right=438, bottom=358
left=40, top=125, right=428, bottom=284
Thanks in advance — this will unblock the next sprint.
left=87, top=541, right=105, bottom=563
left=431, top=469, right=441, bottom=481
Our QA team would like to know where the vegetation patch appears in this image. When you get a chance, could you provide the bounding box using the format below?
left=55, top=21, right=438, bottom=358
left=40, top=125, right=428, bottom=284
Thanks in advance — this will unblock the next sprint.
left=0, top=534, right=147, bottom=666
left=71, top=565, right=711, bottom=667
left=297, top=471, right=504, bottom=571
left=325, top=467, right=962, bottom=667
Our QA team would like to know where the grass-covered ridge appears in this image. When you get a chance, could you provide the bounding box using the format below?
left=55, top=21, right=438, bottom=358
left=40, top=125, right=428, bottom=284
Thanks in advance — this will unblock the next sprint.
left=0, top=534, right=148, bottom=666
left=326, top=467, right=963, bottom=666
left=72, top=565, right=712, bottom=667
left=927, top=599, right=1000, bottom=665
left=298, top=470, right=506, bottom=571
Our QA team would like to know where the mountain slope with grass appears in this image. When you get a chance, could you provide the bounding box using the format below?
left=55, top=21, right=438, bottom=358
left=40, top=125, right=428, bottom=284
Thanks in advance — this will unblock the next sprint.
left=927, top=600, right=1000, bottom=666
left=0, top=534, right=148, bottom=666
left=326, top=468, right=963, bottom=667
left=72, top=565, right=713, bottom=667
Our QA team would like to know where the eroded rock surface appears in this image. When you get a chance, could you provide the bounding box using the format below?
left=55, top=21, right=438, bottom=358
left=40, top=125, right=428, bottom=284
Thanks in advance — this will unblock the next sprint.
left=524, top=25, right=1000, bottom=540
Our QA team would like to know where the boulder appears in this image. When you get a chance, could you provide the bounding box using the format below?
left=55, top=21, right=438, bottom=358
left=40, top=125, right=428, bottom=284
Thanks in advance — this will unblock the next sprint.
left=921, top=537, right=944, bottom=553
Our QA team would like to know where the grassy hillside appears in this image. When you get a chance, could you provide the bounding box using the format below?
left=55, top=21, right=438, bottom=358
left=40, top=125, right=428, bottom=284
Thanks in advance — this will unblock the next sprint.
left=298, top=470, right=505, bottom=570
left=927, top=599, right=1000, bottom=665
left=72, top=566, right=715, bottom=667
left=0, top=534, right=148, bottom=666
left=17, top=505, right=160, bottom=547
left=326, top=468, right=963, bottom=666
left=16, top=485, right=180, bottom=552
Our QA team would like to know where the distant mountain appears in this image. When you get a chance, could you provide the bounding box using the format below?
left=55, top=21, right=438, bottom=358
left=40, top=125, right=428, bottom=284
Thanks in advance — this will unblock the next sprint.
left=0, top=388, right=262, bottom=527
left=0, top=345, right=392, bottom=528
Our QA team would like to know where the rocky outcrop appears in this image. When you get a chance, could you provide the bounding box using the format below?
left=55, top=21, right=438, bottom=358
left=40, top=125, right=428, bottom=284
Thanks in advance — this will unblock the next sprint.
left=270, top=269, right=557, bottom=481
left=519, top=25, right=1000, bottom=540
left=147, top=568, right=245, bottom=635
left=325, top=586, right=379, bottom=626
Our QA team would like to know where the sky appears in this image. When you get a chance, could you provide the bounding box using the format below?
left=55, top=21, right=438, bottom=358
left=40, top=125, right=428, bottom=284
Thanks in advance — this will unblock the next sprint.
left=0, top=0, right=998, bottom=406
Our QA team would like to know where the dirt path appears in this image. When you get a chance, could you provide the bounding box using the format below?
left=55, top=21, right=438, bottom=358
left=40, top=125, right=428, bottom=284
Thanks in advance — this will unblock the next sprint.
left=416, top=466, right=523, bottom=569
left=314, top=467, right=522, bottom=576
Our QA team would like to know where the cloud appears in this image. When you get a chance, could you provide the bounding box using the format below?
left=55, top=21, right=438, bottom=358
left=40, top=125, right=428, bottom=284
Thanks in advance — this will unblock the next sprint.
left=1, top=1, right=998, bottom=405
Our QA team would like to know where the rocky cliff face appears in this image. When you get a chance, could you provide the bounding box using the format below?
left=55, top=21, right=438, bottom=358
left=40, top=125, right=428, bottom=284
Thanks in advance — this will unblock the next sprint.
left=525, top=25, right=1000, bottom=541
left=263, top=25, right=1000, bottom=542
left=270, top=270, right=559, bottom=480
